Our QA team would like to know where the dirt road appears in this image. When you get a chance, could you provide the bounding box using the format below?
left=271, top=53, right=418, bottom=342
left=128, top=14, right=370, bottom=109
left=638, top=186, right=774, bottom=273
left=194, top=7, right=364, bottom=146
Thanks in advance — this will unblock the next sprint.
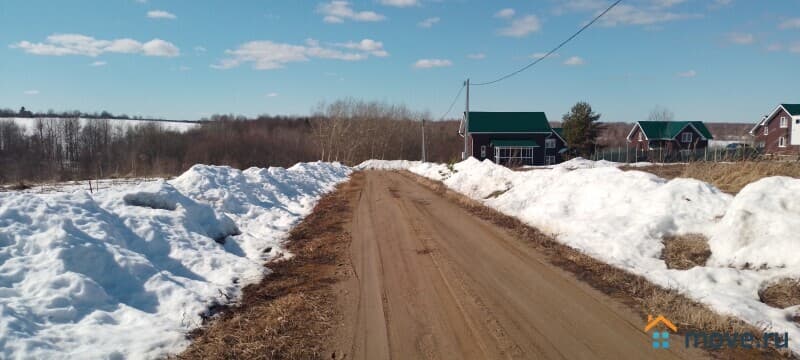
left=329, top=171, right=704, bottom=360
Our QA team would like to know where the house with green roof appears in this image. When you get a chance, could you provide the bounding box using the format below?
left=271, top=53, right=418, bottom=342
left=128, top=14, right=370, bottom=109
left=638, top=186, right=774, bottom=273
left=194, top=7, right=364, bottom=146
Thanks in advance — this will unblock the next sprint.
left=626, top=120, right=713, bottom=155
left=750, top=104, right=800, bottom=155
left=459, top=111, right=566, bottom=166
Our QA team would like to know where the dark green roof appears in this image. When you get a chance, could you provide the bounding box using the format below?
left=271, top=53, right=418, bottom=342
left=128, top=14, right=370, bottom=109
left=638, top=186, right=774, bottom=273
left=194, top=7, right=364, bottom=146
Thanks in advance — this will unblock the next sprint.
left=636, top=121, right=713, bottom=140
left=781, top=104, right=800, bottom=116
left=467, top=112, right=551, bottom=133
left=490, top=139, right=540, bottom=147
left=552, top=127, right=565, bottom=140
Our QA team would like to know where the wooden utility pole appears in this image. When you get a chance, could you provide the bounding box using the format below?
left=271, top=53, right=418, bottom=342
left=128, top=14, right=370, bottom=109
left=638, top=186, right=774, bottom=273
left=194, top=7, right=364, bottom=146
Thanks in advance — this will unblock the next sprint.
left=463, top=79, right=470, bottom=160
left=421, top=118, right=427, bottom=162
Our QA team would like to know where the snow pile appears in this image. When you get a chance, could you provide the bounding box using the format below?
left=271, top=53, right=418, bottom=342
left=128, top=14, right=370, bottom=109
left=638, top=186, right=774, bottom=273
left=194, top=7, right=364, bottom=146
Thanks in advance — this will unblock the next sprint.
left=355, top=159, right=422, bottom=170
left=708, top=177, right=800, bottom=269
left=363, top=157, right=800, bottom=353
left=0, top=162, right=350, bottom=359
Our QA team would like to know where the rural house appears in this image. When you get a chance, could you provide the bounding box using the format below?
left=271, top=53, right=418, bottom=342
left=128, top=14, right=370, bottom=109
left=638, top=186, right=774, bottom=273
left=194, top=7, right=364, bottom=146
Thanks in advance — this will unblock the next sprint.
left=460, top=111, right=567, bottom=166
left=750, top=104, right=800, bottom=156
left=626, top=120, right=713, bottom=156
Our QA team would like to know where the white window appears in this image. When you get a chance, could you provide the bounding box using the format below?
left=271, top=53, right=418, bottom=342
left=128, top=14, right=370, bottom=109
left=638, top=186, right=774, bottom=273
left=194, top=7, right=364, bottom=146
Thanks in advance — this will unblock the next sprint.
left=781, top=116, right=788, bottom=128
left=545, top=156, right=556, bottom=165
left=681, top=132, right=693, bottom=143
left=480, top=145, right=487, bottom=158
left=764, top=126, right=769, bottom=135
left=545, top=138, right=556, bottom=149
left=638, top=132, right=643, bottom=141
left=779, top=136, right=787, bottom=147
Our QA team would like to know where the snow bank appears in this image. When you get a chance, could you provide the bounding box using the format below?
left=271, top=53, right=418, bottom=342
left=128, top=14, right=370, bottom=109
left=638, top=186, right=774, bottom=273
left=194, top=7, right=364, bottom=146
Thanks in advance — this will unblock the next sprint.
left=0, top=162, right=350, bottom=359
left=361, top=158, right=800, bottom=354
left=709, top=177, right=800, bottom=269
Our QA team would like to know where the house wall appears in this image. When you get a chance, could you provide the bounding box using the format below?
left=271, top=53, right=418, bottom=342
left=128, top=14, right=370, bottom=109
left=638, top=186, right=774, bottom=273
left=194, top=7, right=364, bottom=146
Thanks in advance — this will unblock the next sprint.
left=470, top=133, right=559, bottom=165
left=544, top=134, right=566, bottom=163
left=753, top=108, right=799, bottom=155
left=628, top=125, right=708, bottom=151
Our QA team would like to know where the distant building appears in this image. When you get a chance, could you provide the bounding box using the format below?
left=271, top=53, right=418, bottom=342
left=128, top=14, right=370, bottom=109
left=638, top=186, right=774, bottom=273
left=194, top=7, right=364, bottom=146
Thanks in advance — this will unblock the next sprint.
left=626, top=120, right=713, bottom=152
left=750, top=104, right=800, bottom=155
left=460, top=111, right=567, bottom=166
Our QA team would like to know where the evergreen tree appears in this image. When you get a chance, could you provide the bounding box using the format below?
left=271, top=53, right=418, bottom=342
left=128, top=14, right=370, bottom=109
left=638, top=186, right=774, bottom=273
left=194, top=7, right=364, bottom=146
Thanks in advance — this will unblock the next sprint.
left=562, top=102, right=603, bottom=157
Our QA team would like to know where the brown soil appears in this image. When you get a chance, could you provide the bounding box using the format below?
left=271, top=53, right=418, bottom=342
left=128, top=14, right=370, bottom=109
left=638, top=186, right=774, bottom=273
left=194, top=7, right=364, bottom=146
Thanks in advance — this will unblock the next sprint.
left=661, top=234, right=712, bottom=270
left=176, top=172, right=364, bottom=360
left=760, top=279, right=800, bottom=309
left=621, top=162, right=800, bottom=194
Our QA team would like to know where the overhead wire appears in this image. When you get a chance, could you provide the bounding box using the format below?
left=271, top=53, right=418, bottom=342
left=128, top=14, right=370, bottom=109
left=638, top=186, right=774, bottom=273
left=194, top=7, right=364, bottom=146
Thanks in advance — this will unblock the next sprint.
left=472, top=0, right=623, bottom=86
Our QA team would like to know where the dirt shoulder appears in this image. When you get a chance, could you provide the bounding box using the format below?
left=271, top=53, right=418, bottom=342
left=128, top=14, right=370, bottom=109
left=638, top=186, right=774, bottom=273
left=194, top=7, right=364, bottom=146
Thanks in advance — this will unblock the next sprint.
left=403, top=171, right=786, bottom=359
left=177, top=172, right=364, bottom=360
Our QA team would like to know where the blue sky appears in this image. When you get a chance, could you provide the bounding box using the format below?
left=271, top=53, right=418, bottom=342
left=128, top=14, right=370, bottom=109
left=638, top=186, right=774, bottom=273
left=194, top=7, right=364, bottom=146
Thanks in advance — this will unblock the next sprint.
left=1, top=0, right=799, bottom=122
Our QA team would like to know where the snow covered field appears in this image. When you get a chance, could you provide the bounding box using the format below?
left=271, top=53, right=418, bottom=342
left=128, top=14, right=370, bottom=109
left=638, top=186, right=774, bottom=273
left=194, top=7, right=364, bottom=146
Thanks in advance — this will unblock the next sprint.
left=2, top=117, right=199, bottom=135
left=358, top=158, right=800, bottom=354
left=0, top=162, right=350, bottom=359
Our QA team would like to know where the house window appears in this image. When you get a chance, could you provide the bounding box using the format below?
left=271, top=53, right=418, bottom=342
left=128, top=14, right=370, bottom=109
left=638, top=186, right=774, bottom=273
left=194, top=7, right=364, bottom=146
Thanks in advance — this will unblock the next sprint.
left=545, top=138, right=556, bottom=149
left=764, top=126, right=769, bottom=135
left=638, top=132, right=643, bottom=141
left=545, top=156, right=556, bottom=165
left=480, top=145, right=487, bottom=158
left=781, top=116, right=788, bottom=128
left=681, top=133, right=693, bottom=143
left=778, top=136, right=787, bottom=148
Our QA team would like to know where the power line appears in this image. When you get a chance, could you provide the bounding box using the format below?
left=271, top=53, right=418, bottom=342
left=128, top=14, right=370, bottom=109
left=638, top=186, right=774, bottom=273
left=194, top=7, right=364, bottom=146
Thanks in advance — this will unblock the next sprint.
left=472, top=0, right=623, bottom=86
left=437, top=83, right=465, bottom=120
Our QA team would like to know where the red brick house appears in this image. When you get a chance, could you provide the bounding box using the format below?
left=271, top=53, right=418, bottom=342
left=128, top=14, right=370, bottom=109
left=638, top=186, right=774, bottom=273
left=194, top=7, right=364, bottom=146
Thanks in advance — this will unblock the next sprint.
left=626, top=121, right=713, bottom=152
left=750, top=104, right=800, bottom=155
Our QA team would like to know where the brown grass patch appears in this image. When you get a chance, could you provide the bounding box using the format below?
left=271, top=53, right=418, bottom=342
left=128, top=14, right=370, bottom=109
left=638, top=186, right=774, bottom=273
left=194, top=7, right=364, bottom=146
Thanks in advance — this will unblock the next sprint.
left=661, top=234, right=711, bottom=270
left=622, top=161, right=800, bottom=194
left=402, top=171, right=787, bottom=358
left=176, top=173, right=363, bottom=360
left=760, top=279, right=800, bottom=309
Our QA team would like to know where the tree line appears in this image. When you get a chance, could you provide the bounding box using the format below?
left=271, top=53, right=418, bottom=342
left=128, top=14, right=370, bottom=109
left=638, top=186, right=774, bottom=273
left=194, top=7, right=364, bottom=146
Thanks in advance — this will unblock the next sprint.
left=0, top=99, right=462, bottom=185
left=1, top=106, right=170, bottom=121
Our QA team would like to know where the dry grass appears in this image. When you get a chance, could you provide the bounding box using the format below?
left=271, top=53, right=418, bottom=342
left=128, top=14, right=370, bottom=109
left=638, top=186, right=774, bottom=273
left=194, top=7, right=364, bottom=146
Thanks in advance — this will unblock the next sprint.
left=661, top=234, right=711, bottom=270
left=622, top=161, right=800, bottom=194
left=760, top=279, right=800, bottom=309
left=403, top=171, right=787, bottom=358
left=176, top=173, right=363, bottom=360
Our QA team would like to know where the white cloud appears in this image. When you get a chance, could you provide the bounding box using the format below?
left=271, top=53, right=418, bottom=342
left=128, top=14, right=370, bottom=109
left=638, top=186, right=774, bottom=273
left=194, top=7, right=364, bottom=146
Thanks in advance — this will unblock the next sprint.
left=553, top=0, right=607, bottom=14
left=494, top=8, right=515, bottom=19
left=413, top=58, right=452, bottom=69
left=727, top=32, right=754, bottom=45
left=418, top=17, right=440, bottom=28
left=563, top=56, right=585, bottom=66
left=23, top=90, right=39, bottom=95
left=317, top=1, right=385, bottom=23
left=10, top=33, right=180, bottom=57
left=790, top=43, right=800, bottom=54
left=89, top=60, right=107, bottom=67
left=467, top=53, right=486, bottom=59
left=779, top=18, right=800, bottom=30
left=194, top=46, right=207, bottom=53
left=213, top=38, right=386, bottom=70
left=334, top=39, right=388, bottom=57
left=147, top=10, right=176, bottom=20
left=598, top=4, right=702, bottom=27
left=498, top=15, right=541, bottom=37
left=652, top=0, right=687, bottom=8
left=677, top=69, right=696, bottom=77
left=179, top=65, right=191, bottom=71
left=266, top=92, right=279, bottom=97
left=142, top=39, right=180, bottom=57
left=379, top=0, right=418, bottom=7
left=711, top=0, right=733, bottom=7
